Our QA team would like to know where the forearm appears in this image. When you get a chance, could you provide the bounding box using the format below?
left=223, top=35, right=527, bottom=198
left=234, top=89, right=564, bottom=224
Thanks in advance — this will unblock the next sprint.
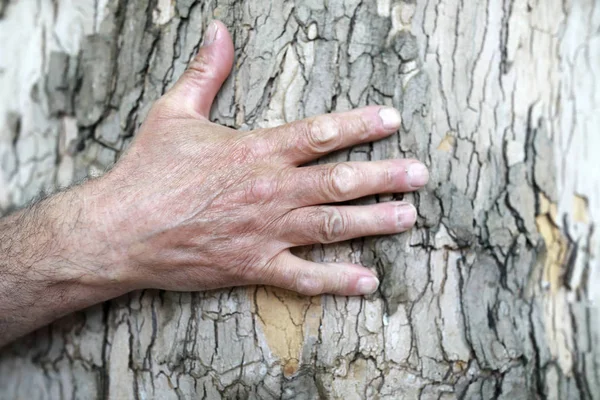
left=0, top=183, right=129, bottom=347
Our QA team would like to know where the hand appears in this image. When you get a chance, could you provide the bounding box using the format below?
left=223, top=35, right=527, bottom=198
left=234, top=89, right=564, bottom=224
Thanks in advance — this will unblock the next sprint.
left=92, top=21, right=429, bottom=296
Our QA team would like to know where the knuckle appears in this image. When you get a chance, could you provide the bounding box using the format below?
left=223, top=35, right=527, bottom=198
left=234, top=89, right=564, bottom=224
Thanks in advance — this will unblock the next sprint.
left=230, top=139, right=258, bottom=164
left=304, top=116, right=340, bottom=152
left=243, top=177, right=277, bottom=203
left=232, top=134, right=271, bottom=164
left=317, top=208, right=347, bottom=243
left=358, top=115, right=370, bottom=138
left=295, top=270, right=324, bottom=296
left=356, top=114, right=372, bottom=140
left=327, top=163, right=356, bottom=199
left=245, top=132, right=272, bottom=158
left=185, top=54, right=215, bottom=83
left=383, top=165, right=395, bottom=188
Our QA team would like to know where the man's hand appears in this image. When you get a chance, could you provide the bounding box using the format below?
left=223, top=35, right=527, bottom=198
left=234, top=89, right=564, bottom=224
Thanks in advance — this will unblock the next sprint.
left=0, top=21, right=428, bottom=346
left=91, top=21, right=429, bottom=296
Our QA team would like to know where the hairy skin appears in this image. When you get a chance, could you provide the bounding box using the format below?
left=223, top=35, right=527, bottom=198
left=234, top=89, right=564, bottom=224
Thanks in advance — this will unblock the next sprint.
left=0, top=21, right=429, bottom=347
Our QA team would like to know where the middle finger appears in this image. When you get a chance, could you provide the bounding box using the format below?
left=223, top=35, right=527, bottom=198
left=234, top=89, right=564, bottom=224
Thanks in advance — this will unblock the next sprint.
left=281, top=159, right=429, bottom=206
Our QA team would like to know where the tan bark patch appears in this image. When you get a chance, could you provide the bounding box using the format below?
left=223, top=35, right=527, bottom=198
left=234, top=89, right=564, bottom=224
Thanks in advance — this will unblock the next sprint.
left=573, top=194, right=589, bottom=223
left=254, top=287, right=321, bottom=377
left=536, top=193, right=569, bottom=293
left=437, top=133, right=456, bottom=152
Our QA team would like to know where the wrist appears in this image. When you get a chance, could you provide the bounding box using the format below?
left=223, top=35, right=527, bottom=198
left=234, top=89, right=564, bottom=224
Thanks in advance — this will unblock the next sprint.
left=0, top=181, right=132, bottom=344
left=37, top=180, right=134, bottom=294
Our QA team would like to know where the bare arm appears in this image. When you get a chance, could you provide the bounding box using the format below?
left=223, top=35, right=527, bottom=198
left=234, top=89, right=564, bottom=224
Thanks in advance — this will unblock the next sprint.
left=0, top=184, right=129, bottom=346
left=0, top=21, right=429, bottom=347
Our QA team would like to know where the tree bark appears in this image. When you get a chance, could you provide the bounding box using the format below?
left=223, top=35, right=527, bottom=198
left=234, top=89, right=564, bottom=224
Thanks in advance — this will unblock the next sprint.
left=0, top=0, right=598, bottom=398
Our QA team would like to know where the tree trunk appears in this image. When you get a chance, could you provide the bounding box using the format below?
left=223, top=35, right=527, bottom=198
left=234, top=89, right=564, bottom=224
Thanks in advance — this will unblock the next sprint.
left=0, top=0, right=598, bottom=398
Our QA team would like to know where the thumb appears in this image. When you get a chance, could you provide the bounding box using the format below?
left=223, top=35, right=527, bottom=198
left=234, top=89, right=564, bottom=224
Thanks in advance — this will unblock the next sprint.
left=168, top=20, right=234, bottom=119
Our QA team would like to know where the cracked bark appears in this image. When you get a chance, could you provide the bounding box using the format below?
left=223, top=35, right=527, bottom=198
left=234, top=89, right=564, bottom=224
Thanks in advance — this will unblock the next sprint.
left=0, top=0, right=599, bottom=399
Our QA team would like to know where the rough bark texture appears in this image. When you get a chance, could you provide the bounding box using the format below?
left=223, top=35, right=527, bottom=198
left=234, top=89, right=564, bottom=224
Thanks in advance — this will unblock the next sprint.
left=0, top=0, right=598, bottom=399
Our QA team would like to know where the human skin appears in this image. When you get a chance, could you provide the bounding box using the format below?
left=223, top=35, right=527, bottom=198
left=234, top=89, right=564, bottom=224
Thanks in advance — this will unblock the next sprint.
left=0, top=21, right=429, bottom=347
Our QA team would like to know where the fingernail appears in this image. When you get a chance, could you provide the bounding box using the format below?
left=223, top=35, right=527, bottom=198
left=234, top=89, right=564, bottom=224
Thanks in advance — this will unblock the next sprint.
left=357, top=276, right=379, bottom=295
left=202, top=21, right=220, bottom=47
left=379, top=107, right=402, bottom=131
left=396, top=203, right=417, bottom=229
left=408, top=162, right=429, bottom=187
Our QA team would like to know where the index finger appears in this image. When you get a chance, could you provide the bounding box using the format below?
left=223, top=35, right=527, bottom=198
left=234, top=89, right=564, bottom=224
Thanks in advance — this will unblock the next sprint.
left=262, top=106, right=402, bottom=165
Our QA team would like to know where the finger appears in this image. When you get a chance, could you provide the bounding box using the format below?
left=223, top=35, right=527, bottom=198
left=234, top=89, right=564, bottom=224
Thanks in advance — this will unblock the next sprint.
left=283, top=159, right=429, bottom=206
left=263, top=251, right=380, bottom=296
left=263, top=106, right=402, bottom=165
left=166, top=20, right=234, bottom=119
left=279, top=202, right=416, bottom=246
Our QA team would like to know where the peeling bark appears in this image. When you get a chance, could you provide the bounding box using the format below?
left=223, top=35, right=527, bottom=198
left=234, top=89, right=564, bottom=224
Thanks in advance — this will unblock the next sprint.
left=0, top=0, right=598, bottom=398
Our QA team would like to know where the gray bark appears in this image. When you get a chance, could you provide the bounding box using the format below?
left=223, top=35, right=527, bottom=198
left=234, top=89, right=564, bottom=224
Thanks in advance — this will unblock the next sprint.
left=0, top=0, right=598, bottom=398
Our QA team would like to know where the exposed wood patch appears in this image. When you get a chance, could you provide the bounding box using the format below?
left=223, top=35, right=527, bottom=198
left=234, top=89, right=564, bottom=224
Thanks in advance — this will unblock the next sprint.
left=573, top=194, right=589, bottom=224
left=254, top=287, right=321, bottom=377
left=536, top=193, right=570, bottom=293
left=437, top=133, right=456, bottom=152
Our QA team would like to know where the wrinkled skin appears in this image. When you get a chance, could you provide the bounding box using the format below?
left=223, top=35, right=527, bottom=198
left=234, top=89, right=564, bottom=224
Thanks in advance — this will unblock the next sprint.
left=0, top=20, right=429, bottom=346
left=92, top=21, right=429, bottom=296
